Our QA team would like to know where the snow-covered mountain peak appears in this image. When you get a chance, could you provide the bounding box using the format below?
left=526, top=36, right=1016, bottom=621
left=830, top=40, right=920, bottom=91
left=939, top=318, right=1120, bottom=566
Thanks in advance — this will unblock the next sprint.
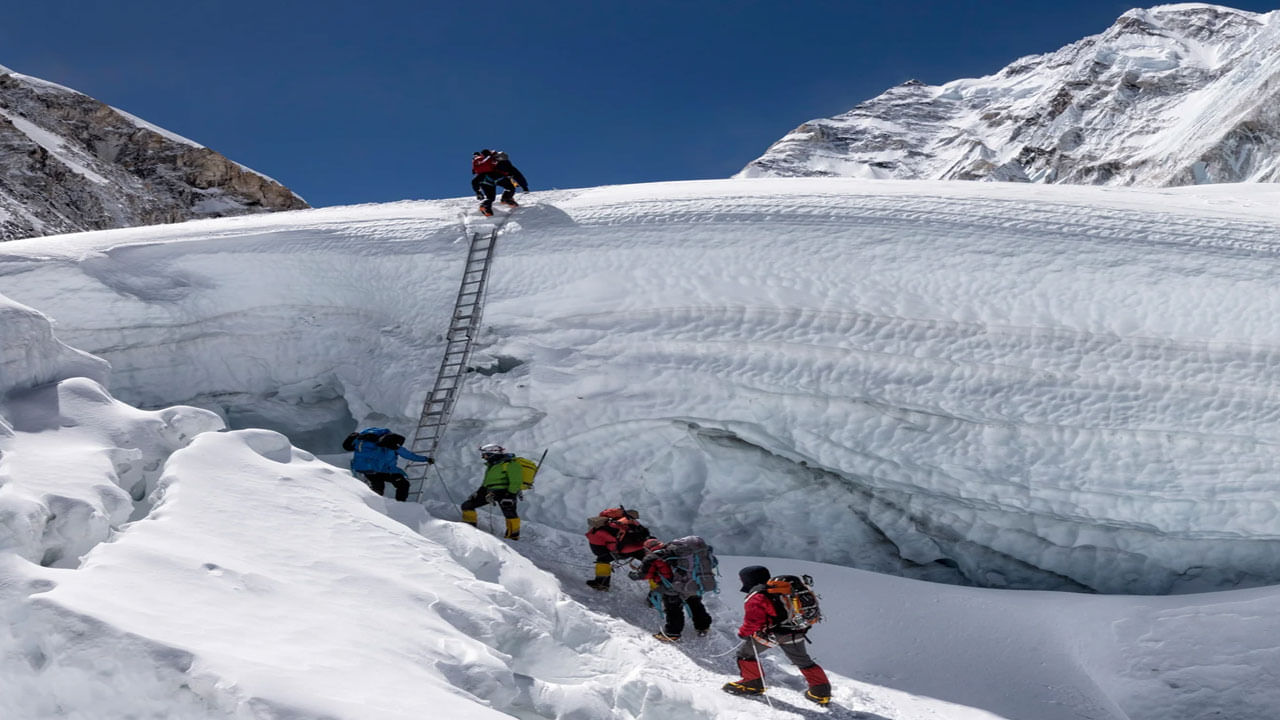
left=739, top=4, right=1280, bottom=187
left=0, top=65, right=308, bottom=241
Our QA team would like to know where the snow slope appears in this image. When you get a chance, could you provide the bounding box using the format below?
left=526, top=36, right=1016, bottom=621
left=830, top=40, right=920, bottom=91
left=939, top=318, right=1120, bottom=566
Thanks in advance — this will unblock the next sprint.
left=0, top=352, right=1275, bottom=720
left=5, top=179, right=1280, bottom=596
left=0, top=339, right=1007, bottom=719
left=2, top=178, right=1280, bottom=718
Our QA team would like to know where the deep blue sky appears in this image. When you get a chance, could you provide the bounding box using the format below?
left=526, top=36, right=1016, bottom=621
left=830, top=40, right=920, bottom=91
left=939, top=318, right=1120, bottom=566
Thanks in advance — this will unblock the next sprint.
left=3, top=1, right=1275, bottom=207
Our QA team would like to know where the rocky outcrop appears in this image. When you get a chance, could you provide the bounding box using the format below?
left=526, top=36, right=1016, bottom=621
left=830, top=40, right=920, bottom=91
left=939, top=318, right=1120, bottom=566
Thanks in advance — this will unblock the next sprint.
left=739, top=5, right=1280, bottom=187
left=0, top=67, right=308, bottom=241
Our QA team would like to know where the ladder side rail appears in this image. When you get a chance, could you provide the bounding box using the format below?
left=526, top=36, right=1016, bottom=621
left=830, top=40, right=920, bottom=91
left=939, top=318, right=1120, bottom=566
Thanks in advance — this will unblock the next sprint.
left=404, top=230, right=488, bottom=493
left=416, top=228, right=494, bottom=435
left=417, top=227, right=497, bottom=456
left=419, top=228, right=497, bottom=449
left=406, top=227, right=500, bottom=502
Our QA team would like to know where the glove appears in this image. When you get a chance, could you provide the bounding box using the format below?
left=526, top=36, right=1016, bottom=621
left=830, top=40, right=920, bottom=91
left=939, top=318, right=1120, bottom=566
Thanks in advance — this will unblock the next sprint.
left=475, top=191, right=485, bottom=200
left=627, top=570, right=642, bottom=580
left=426, top=457, right=435, bottom=465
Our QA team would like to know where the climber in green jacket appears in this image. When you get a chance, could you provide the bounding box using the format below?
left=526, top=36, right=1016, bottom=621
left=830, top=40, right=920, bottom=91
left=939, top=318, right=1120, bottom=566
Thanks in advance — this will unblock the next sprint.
left=460, top=443, right=525, bottom=540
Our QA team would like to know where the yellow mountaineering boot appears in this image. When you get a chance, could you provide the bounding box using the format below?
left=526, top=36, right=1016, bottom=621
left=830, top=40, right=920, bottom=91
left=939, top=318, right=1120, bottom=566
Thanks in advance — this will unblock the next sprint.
left=504, top=518, right=521, bottom=540
left=586, top=563, right=612, bottom=591
left=723, top=659, right=766, bottom=696
left=461, top=510, right=478, bottom=526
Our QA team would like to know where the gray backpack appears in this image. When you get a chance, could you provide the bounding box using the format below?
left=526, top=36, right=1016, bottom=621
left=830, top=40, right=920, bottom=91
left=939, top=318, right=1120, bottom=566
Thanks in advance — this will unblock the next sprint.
left=658, top=536, right=718, bottom=596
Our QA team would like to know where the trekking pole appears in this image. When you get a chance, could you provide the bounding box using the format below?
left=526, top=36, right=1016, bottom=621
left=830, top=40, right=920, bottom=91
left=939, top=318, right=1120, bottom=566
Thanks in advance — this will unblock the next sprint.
left=752, top=641, right=775, bottom=710
left=530, top=448, right=549, bottom=483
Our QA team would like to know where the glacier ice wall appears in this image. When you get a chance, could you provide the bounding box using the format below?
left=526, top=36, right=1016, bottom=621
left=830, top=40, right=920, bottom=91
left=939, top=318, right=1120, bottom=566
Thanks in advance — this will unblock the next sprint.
left=4, top=180, right=1280, bottom=594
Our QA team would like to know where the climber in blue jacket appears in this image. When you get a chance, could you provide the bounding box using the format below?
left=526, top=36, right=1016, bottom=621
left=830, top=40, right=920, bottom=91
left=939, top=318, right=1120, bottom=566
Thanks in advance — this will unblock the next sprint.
left=342, top=427, right=433, bottom=501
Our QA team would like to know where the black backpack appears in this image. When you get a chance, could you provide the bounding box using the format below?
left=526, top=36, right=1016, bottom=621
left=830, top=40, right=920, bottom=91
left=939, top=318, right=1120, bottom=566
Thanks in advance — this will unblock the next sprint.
left=765, top=574, right=822, bottom=630
left=343, top=428, right=405, bottom=452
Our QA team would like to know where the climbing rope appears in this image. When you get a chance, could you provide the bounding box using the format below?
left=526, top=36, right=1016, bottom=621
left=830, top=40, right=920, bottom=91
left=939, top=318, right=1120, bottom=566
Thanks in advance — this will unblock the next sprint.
left=431, top=463, right=457, bottom=505
left=707, top=642, right=740, bottom=658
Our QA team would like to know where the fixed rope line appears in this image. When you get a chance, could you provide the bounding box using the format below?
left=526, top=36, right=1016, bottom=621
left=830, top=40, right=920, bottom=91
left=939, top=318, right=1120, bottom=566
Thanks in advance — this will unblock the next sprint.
left=431, top=463, right=458, bottom=505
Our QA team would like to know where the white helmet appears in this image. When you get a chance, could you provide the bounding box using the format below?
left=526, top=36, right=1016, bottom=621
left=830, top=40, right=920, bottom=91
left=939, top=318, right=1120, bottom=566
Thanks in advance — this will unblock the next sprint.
left=479, top=443, right=505, bottom=456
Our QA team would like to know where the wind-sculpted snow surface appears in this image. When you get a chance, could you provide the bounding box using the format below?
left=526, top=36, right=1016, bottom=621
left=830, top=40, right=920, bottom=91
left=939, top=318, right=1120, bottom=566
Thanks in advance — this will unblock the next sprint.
left=0, top=384, right=1008, bottom=719
left=0, top=298, right=220, bottom=562
left=1, top=296, right=214, bottom=572
left=0, top=295, right=106, bottom=397
left=0, top=304, right=979, bottom=719
left=2, top=428, right=748, bottom=719
left=4, top=179, right=1280, bottom=595
left=0, top=376, right=221, bottom=567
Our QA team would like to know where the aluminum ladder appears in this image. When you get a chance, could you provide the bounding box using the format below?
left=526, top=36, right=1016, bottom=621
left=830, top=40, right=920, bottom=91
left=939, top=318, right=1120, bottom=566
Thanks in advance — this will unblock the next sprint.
left=405, top=225, right=500, bottom=501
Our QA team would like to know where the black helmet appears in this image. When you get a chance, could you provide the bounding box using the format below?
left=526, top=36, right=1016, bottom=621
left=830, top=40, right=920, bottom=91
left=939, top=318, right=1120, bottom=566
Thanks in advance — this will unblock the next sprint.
left=738, top=565, right=771, bottom=593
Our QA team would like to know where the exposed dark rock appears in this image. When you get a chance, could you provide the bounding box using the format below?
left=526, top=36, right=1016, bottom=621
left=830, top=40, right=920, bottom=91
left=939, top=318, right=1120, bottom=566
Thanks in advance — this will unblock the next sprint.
left=1, top=68, right=308, bottom=241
